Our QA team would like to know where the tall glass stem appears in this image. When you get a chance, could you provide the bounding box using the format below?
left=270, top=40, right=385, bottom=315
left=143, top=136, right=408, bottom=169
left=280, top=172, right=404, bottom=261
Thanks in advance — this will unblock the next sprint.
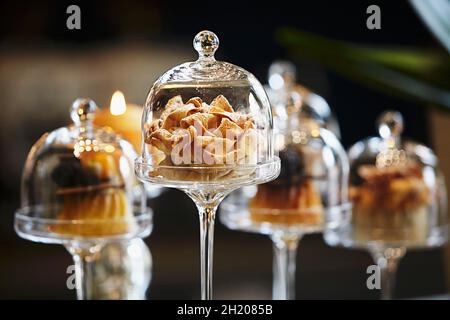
left=370, top=246, right=406, bottom=300
left=65, top=242, right=103, bottom=300
left=197, top=204, right=217, bottom=300
left=187, top=190, right=226, bottom=300
left=271, top=234, right=301, bottom=300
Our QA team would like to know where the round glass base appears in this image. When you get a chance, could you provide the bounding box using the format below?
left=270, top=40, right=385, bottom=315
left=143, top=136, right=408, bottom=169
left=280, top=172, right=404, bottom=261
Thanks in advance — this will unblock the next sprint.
left=135, top=158, right=281, bottom=191
left=15, top=205, right=153, bottom=245
left=324, top=223, right=449, bottom=250
left=220, top=201, right=351, bottom=237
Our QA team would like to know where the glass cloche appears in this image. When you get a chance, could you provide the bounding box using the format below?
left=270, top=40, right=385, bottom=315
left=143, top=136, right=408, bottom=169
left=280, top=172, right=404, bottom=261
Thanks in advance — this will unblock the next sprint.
left=15, top=98, right=153, bottom=299
left=264, top=60, right=341, bottom=138
left=16, top=98, right=152, bottom=242
left=135, top=30, right=280, bottom=300
left=220, top=74, right=349, bottom=299
left=135, top=30, right=279, bottom=188
left=325, top=110, right=448, bottom=249
left=324, top=110, right=448, bottom=299
left=221, top=80, right=349, bottom=237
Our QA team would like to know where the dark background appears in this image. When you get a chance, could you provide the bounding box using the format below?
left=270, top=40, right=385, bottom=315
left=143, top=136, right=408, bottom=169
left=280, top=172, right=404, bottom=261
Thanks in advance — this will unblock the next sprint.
left=0, top=0, right=447, bottom=299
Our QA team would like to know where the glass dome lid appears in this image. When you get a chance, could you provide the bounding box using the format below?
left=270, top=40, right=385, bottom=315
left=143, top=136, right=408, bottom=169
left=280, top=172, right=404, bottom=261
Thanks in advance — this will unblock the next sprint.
left=155, top=30, right=251, bottom=83
left=136, top=30, right=280, bottom=189
left=264, top=60, right=341, bottom=138
left=15, top=98, right=152, bottom=244
left=346, top=110, right=448, bottom=247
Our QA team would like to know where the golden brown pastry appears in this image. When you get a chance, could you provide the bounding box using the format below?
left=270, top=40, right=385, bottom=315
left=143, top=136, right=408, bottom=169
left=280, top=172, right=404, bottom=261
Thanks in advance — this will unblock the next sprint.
left=351, top=162, right=430, bottom=243
left=250, top=180, right=323, bottom=225
left=54, top=189, right=133, bottom=237
left=144, top=95, right=258, bottom=181
left=247, top=144, right=324, bottom=226
left=52, top=150, right=135, bottom=237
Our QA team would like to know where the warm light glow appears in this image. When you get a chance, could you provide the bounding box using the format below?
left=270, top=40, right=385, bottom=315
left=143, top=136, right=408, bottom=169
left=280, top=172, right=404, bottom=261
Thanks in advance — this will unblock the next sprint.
left=311, top=128, right=320, bottom=138
left=105, top=145, right=116, bottom=153
left=110, top=91, right=127, bottom=116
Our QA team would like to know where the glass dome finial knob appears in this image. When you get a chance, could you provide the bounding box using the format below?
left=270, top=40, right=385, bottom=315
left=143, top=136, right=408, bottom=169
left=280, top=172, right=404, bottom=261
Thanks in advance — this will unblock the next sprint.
left=71, top=98, right=97, bottom=126
left=377, top=110, right=404, bottom=139
left=193, top=30, right=219, bottom=59
left=268, top=60, right=297, bottom=90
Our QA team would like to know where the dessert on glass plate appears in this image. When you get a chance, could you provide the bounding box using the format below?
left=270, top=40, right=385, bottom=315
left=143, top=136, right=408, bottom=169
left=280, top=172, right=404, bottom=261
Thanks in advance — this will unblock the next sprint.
left=220, top=61, right=349, bottom=300
left=15, top=98, right=152, bottom=299
left=324, top=110, right=448, bottom=299
left=351, top=159, right=430, bottom=243
left=144, top=94, right=259, bottom=182
left=51, top=142, right=135, bottom=236
left=135, top=31, right=280, bottom=300
left=248, top=146, right=324, bottom=227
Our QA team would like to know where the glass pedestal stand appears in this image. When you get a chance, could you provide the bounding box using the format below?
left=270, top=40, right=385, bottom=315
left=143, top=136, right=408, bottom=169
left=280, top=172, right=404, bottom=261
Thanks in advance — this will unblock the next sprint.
left=185, top=189, right=227, bottom=300
left=369, top=245, right=406, bottom=300
left=65, top=241, right=104, bottom=300
left=15, top=205, right=153, bottom=300
left=136, top=160, right=280, bottom=300
left=271, top=233, right=302, bottom=300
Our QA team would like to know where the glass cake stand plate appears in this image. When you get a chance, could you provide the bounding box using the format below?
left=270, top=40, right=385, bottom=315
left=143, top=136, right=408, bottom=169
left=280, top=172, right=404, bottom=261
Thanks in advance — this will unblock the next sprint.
left=135, top=159, right=280, bottom=191
left=221, top=202, right=352, bottom=237
left=15, top=205, right=153, bottom=245
left=325, top=223, right=449, bottom=250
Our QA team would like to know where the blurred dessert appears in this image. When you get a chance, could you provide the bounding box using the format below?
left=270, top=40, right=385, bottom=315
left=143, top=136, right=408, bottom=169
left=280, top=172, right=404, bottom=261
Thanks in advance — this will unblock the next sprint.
left=144, top=95, right=258, bottom=181
left=250, top=180, right=323, bottom=225
left=94, top=91, right=143, bottom=152
left=51, top=147, right=134, bottom=237
left=351, top=161, right=430, bottom=243
left=249, top=147, right=324, bottom=225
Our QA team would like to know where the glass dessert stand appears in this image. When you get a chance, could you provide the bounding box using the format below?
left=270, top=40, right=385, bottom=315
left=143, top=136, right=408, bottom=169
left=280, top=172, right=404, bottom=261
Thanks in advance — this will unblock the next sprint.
left=221, top=188, right=351, bottom=300
left=15, top=205, right=152, bottom=299
left=135, top=30, right=280, bottom=299
left=324, top=111, right=448, bottom=300
left=15, top=98, right=153, bottom=300
left=136, top=162, right=279, bottom=300
left=220, top=58, right=349, bottom=300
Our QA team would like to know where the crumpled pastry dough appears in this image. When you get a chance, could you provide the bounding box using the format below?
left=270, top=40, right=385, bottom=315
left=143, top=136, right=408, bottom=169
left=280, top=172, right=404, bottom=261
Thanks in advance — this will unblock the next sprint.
left=53, top=152, right=135, bottom=237
left=351, top=162, right=430, bottom=211
left=144, top=95, right=258, bottom=181
left=250, top=180, right=324, bottom=225
left=53, top=189, right=135, bottom=237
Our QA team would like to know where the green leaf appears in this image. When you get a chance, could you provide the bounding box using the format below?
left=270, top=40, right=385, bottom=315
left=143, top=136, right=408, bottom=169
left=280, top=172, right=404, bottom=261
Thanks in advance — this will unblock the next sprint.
left=276, top=28, right=450, bottom=110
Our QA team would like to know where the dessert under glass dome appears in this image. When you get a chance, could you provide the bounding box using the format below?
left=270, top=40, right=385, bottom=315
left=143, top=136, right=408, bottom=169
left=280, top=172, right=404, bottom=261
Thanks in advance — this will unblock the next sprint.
left=15, top=98, right=152, bottom=299
left=135, top=30, right=280, bottom=299
left=220, top=61, right=349, bottom=299
left=324, top=110, right=448, bottom=299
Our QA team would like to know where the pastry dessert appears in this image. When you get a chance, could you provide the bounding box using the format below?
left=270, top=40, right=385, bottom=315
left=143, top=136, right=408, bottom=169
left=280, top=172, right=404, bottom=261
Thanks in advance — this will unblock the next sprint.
left=144, top=95, right=258, bottom=181
left=249, top=147, right=323, bottom=225
left=250, top=180, right=323, bottom=225
left=51, top=147, right=135, bottom=237
left=351, top=162, right=430, bottom=243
